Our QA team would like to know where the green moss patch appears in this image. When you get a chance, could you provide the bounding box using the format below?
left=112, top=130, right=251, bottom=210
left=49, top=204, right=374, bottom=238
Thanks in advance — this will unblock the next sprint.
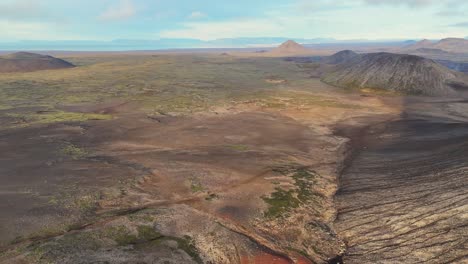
left=262, top=187, right=301, bottom=218
left=6, top=111, right=112, bottom=128
left=190, top=178, right=204, bottom=193
left=59, top=143, right=89, bottom=160
left=262, top=166, right=324, bottom=218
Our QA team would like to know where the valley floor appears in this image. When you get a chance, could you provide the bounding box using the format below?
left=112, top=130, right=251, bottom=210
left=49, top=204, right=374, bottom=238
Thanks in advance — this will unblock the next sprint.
left=0, top=54, right=466, bottom=263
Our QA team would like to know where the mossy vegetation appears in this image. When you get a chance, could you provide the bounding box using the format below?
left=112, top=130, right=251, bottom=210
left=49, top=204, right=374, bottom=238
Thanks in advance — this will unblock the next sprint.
left=262, top=187, right=301, bottom=218
left=0, top=54, right=351, bottom=129
left=137, top=225, right=163, bottom=241
left=172, top=235, right=203, bottom=264
left=59, top=143, right=89, bottom=160
left=227, top=144, right=249, bottom=151
left=24, top=223, right=203, bottom=264
left=190, top=178, right=204, bottom=193
left=103, top=226, right=139, bottom=246
left=262, top=166, right=323, bottom=218
left=5, top=111, right=112, bottom=129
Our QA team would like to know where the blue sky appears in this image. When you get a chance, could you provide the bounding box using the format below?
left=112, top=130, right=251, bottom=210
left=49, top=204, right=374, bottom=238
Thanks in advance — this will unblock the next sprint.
left=0, top=0, right=467, bottom=42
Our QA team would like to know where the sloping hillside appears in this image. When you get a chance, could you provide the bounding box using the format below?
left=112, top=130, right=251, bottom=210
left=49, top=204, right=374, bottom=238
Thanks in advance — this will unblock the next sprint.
left=322, top=50, right=359, bottom=64
left=322, top=52, right=467, bottom=96
left=0, top=52, right=75, bottom=73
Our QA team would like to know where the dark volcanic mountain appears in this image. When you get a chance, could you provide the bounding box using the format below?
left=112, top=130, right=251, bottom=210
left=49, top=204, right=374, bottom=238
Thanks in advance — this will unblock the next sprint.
left=322, top=50, right=359, bottom=64
left=322, top=52, right=468, bottom=96
left=0, top=52, right=75, bottom=73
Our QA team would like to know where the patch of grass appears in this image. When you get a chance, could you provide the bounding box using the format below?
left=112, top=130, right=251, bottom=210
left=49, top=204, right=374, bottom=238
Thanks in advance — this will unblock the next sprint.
left=127, top=212, right=155, bottom=223
left=291, top=168, right=321, bottom=202
left=227, top=144, right=249, bottom=151
left=102, top=226, right=139, bottom=246
left=172, top=235, right=203, bottom=264
left=59, top=143, right=89, bottom=160
left=137, top=225, right=163, bottom=241
left=6, top=111, right=112, bottom=128
left=190, top=179, right=204, bottom=193
left=359, top=87, right=403, bottom=96
left=262, top=166, right=324, bottom=218
left=72, top=194, right=99, bottom=214
left=24, top=230, right=102, bottom=263
left=262, top=187, right=301, bottom=218
left=22, top=224, right=204, bottom=264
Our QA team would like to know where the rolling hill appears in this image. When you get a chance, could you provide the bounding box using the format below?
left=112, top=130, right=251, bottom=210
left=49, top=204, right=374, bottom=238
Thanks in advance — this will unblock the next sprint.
left=0, top=52, right=75, bottom=73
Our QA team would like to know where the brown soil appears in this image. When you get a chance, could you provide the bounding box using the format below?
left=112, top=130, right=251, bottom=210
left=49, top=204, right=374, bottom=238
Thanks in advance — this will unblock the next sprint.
left=0, top=86, right=395, bottom=263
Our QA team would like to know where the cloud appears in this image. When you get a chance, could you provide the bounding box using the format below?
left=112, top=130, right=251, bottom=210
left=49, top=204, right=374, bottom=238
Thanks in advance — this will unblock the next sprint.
left=294, top=0, right=356, bottom=14
left=436, top=10, right=466, bottom=16
left=0, top=0, right=46, bottom=21
left=364, top=0, right=435, bottom=8
left=449, top=22, right=468, bottom=27
left=188, top=11, right=206, bottom=19
left=0, top=20, right=85, bottom=40
left=99, top=0, right=136, bottom=22
left=159, top=19, right=283, bottom=40
left=365, top=0, right=435, bottom=7
left=435, top=1, right=468, bottom=16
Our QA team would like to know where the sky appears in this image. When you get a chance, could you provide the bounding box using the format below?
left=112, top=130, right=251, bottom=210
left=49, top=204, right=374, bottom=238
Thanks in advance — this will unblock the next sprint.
left=0, top=0, right=467, bottom=42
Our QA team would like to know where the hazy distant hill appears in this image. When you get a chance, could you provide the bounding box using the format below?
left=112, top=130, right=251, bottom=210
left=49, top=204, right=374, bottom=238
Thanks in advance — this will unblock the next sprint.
left=404, top=39, right=433, bottom=49
left=270, top=40, right=311, bottom=54
left=404, top=38, right=468, bottom=53
left=432, top=38, right=468, bottom=53
left=0, top=52, right=75, bottom=73
left=322, top=52, right=467, bottom=96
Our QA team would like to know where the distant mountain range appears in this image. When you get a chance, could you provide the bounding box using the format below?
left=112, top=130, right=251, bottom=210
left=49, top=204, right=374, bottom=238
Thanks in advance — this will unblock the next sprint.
left=0, top=38, right=433, bottom=51
left=1, top=37, right=466, bottom=51
left=403, top=38, right=468, bottom=53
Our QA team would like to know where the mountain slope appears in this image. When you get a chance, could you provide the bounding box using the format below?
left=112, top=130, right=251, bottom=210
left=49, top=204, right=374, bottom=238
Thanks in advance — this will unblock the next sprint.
left=322, top=52, right=467, bottom=96
left=322, top=50, right=359, bottom=64
left=0, top=52, right=75, bottom=73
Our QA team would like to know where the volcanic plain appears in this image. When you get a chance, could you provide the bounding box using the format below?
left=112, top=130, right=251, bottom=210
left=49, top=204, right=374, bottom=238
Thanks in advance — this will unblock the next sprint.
left=0, top=49, right=467, bottom=264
